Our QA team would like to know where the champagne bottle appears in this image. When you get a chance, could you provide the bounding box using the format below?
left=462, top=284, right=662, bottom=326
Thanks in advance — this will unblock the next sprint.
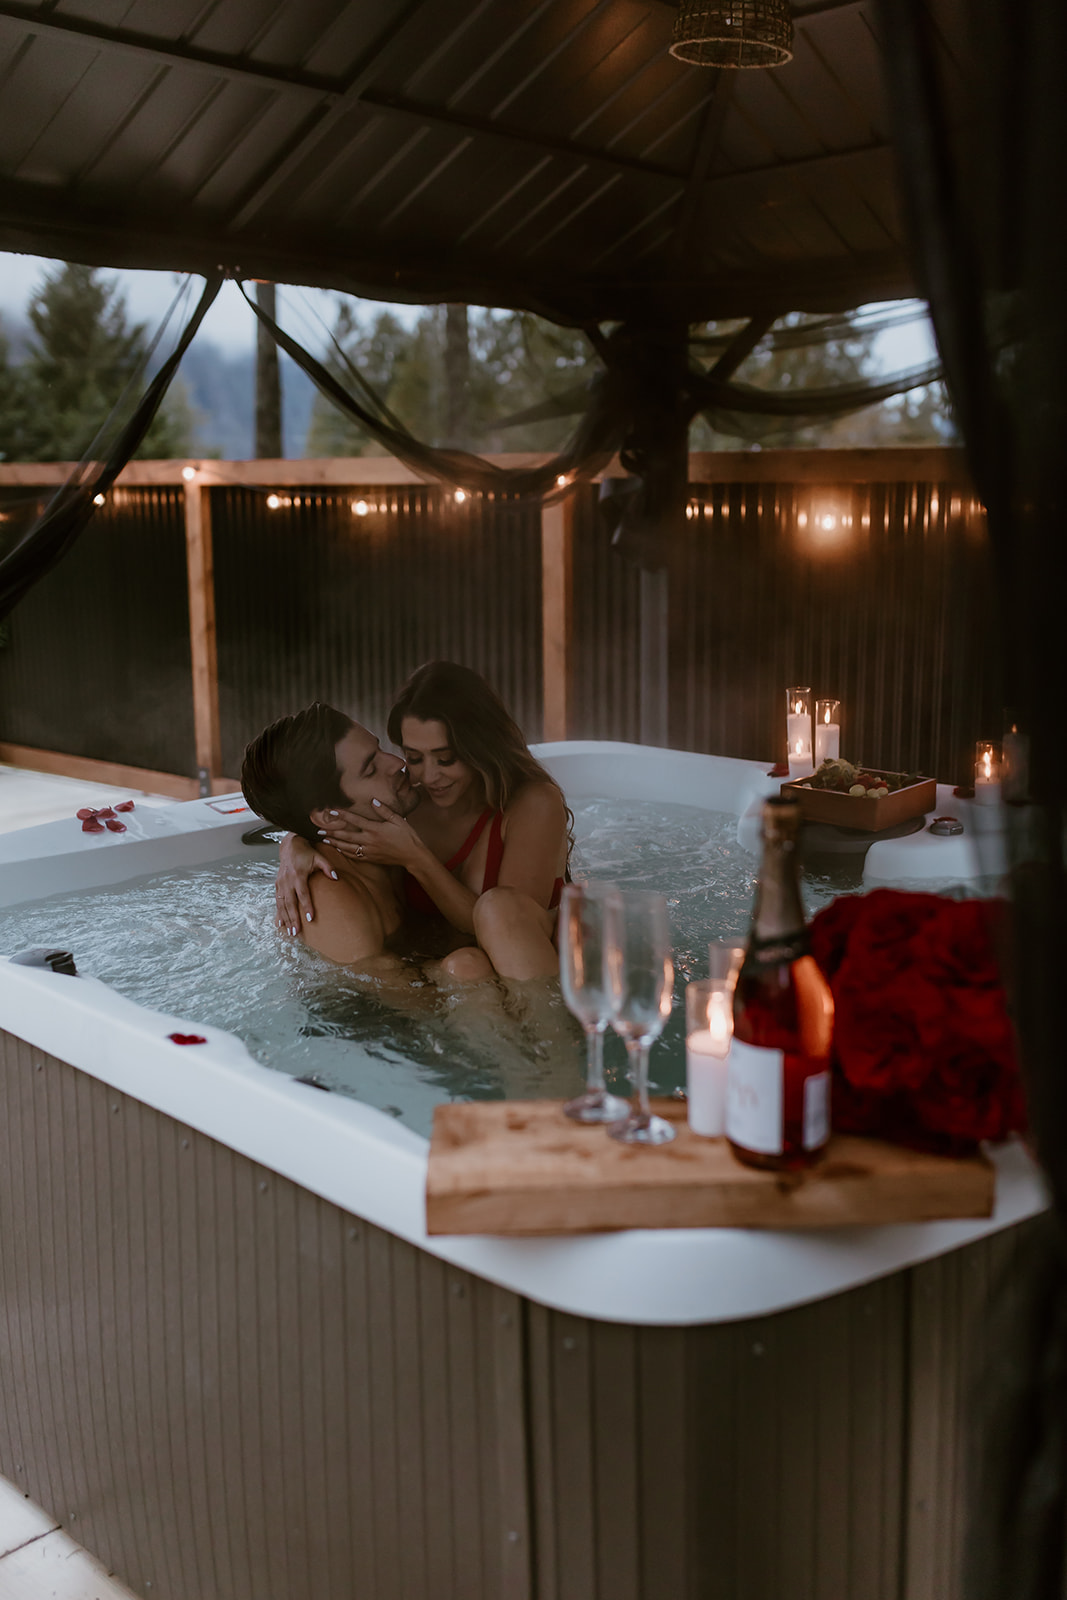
left=727, top=795, right=834, bottom=1170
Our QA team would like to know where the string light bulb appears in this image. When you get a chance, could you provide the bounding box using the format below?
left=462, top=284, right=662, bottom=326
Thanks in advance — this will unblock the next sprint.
left=556, top=474, right=568, bottom=488
left=92, top=493, right=106, bottom=506
left=181, top=465, right=197, bottom=482
left=266, top=494, right=281, bottom=510
left=454, top=489, right=468, bottom=504
left=352, top=499, right=369, bottom=516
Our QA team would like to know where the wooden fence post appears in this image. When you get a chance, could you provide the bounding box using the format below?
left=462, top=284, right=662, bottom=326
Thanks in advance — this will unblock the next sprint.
left=541, top=495, right=574, bottom=742
left=183, top=478, right=223, bottom=794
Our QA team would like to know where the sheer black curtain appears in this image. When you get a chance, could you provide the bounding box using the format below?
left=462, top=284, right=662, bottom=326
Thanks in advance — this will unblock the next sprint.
left=877, top=4, right=1067, bottom=1595
left=0, top=275, right=221, bottom=621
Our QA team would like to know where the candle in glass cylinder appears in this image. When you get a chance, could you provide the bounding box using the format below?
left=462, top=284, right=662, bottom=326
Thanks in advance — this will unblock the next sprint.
left=974, top=741, right=1002, bottom=805
left=785, top=686, right=813, bottom=779
left=815, top=699, right=841, bottom=765
left=686, top=980, right=733, bottom=1137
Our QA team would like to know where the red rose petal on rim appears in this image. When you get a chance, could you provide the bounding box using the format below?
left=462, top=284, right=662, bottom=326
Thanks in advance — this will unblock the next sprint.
left=76, top=808, right=97, bottom=820
left=97, top=807, right=115, bottom=819
left=104, top=818, right=127, bottom=833
left=114, top=800, right=135, bottom=812
left=168, top=1032, right=207, bottom=1046
left=81, top=818, right=105, bottom=833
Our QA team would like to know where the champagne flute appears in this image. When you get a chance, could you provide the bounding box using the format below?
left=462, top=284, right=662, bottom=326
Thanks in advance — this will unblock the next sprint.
left=608, top=889, right=675, bottom=1145
left=558, top=882, right=629, bottom=1124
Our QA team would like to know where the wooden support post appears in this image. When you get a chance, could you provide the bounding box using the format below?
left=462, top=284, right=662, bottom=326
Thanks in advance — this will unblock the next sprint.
left=184, top=479, right=223, bottom=795
left=541, top=494, right=574, bottom=742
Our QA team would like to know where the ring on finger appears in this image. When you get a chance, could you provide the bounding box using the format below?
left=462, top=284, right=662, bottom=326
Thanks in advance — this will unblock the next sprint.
left=355, top=843, right=365, bottom=859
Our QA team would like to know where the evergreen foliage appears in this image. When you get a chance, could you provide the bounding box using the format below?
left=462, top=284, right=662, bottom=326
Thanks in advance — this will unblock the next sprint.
left=306, top=301, right=596, bottom=456
left=0, top=264, right=193, bottom=462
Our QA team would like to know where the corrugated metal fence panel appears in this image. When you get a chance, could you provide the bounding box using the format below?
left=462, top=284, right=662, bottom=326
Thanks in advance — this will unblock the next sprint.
left=0, top=1030, right=531, bottom=1600
left=669, top=481, right=1000, bottom=784
left=569, top=486, right=643, bottom=743
left=567, top=479, right=999, bottom=783
left=0, top=487, right=195, bottom=773
left=211, top=486, right=544, bottom=776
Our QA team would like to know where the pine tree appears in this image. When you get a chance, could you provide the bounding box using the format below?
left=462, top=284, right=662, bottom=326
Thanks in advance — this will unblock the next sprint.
left=0, top=316, right=23, bottom=463
left=9, top=263, right=192, bottom=461
left=305, top=300, right=596, bottom=457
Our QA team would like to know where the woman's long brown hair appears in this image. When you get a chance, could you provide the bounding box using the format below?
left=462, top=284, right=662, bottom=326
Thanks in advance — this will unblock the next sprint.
left=387, top=661, right=574, bottom=858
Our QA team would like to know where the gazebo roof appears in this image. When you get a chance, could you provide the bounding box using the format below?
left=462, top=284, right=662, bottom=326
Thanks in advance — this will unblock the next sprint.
left=0, top=0, right=942, bottom=324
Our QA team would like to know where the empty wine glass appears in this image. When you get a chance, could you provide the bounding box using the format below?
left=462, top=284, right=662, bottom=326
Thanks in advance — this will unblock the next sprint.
left=608, top=890, right=675, bottom=1145
left=559, top=882, right=629, bottom=1124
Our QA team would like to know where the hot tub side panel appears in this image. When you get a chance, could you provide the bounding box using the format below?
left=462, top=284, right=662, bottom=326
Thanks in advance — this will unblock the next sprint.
left=0, top=1029, right=1036, bottom=1600
left=0, top=1031, right=531, bottom=1600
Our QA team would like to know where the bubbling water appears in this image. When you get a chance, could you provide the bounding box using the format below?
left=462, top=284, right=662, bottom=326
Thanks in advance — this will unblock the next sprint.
left=0, top=799, right=858, bottom=1136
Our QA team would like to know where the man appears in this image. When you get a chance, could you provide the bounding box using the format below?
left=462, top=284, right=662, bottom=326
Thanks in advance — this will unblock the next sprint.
left=241, top=702, right=490, bottom=979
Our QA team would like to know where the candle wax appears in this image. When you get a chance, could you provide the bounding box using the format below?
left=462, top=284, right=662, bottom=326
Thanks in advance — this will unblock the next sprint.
left=687, top=1031, right=729, bottom=1138
left=814, top=723, right=840, bottom=765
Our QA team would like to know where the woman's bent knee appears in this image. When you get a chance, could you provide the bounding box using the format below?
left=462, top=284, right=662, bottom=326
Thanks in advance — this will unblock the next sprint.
left=441, top=946, right=495, bottom=982
left=474, top=886, right=541, bottom=938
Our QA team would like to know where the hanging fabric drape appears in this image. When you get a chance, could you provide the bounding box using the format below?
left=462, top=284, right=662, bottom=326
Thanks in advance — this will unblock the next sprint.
left=876, top=4, right=1067, bottom=1597
left=0, top=274, right=222, bottom=620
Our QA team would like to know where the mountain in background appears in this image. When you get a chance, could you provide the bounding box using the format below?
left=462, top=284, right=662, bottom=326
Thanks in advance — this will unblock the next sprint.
left=178, top=342, right=315, bottom=459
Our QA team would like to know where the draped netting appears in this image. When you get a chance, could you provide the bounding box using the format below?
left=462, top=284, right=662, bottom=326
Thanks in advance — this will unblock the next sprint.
left=0, top=275, right=221, bottom=621
left=876, top=3, right=1067, bottom=1595
left=243, top=281, right=945, bottom=485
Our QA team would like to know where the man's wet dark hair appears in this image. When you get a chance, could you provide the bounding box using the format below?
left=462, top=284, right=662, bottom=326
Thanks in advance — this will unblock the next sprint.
left=241, top=703, right=352, bottom=842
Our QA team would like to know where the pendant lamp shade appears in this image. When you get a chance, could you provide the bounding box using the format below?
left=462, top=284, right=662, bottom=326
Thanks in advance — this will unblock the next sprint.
left=669, top=0, right=794, bottom=68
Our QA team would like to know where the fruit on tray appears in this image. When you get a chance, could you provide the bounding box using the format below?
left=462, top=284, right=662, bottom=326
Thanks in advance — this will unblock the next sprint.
left=803, top=759, right=922, bottom=799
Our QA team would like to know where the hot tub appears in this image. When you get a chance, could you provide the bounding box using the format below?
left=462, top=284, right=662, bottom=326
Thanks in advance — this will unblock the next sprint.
left=0, top=741, right=1043, bottom=1600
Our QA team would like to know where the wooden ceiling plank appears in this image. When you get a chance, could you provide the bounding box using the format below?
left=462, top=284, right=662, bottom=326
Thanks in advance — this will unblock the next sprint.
left=225, top=0, right=441, bottom=231
left=0, top=2, right=340, bottom=98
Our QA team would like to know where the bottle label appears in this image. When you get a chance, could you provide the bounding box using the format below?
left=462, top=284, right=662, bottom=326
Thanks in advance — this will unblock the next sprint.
left=726, top=1038, right=784, bottom=1155
left=803, top=1071, right=830, bottom=1150
left=747, top=930, right=810, bottom=969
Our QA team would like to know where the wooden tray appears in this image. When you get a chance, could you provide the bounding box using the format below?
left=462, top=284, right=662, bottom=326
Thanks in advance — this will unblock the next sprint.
left=425, top=1098, right=994, bottom=1235
left=781, top=769, right=937, bottom=832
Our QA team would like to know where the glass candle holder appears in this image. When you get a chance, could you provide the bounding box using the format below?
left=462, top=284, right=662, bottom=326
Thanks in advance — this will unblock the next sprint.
left=785, top=686, right=813, bottom=779
left=1002, top=711, right=1029, bottom=802
left=686, top=976, right=736, bottom=1137
left=814, top=699, right=841, bottom=765
left=974, top=740, right=1002, bottom=805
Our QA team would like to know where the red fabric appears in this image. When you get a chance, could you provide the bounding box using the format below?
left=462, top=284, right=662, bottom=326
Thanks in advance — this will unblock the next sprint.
left=404, top=805, right=565, bottom=915
left=404, top=807, right=494, bottom=914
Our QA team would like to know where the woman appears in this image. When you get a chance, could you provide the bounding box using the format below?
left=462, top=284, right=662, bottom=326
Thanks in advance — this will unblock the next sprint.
left=274, top=662, right=570, bottom=980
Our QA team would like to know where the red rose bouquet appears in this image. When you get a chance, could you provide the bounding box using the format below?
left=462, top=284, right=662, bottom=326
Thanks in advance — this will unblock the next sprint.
left=809, top=889, right=1026, bottom=1155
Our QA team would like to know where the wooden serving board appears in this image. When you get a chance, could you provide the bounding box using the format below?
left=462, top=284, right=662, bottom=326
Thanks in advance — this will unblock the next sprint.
left=425, top=1098, right=994, bottom=1236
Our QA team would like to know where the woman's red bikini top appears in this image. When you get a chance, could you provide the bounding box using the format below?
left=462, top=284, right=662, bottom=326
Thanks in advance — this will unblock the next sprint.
left=403, top=807, right=564, bottom=917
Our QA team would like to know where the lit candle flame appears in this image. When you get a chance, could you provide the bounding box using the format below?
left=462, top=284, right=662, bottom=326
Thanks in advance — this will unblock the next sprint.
left=794, top=700, right=803, bottom=715
left=707, top=991, right=732, bottom=1051
left=824, top=706, right=830, bottom=724
left=982, top=751, right=992, bottom=780
left=794, top=739, right=803, bottom=755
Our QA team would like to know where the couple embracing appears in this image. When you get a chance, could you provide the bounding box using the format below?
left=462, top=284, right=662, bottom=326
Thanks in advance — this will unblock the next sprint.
left=241, top=661, right=571, bottom=990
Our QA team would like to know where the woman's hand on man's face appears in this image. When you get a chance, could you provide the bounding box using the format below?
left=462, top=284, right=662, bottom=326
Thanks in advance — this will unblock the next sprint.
left=318, top=799, right=424, bottom=868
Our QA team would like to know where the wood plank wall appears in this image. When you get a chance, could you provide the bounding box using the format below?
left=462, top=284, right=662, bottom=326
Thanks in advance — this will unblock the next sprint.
left=0, top=1028, right=1039, bottom=1600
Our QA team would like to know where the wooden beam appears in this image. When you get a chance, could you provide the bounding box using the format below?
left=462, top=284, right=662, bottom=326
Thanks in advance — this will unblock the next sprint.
left=0, top=447, right=975, bottom=491
left=0, top=743, right=238, bottom=800
left=184, top=481, right=223, bottom=793
left=541, top=496, right=575, bottom=743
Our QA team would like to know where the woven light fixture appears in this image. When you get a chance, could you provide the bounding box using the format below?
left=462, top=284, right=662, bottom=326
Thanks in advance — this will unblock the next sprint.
left=669, top=0, right=794, bottom=67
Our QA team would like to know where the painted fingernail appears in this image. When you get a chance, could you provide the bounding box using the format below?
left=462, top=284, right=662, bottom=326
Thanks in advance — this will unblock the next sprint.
left=328, top=810, right=340, bottom=818
left=372, top=798, right=381, bottom=807
left=290, top=926, right=297, bottom=936
left=306, top=911, right=313, bottom=922
left=331, top=870, right=338, bottom=880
